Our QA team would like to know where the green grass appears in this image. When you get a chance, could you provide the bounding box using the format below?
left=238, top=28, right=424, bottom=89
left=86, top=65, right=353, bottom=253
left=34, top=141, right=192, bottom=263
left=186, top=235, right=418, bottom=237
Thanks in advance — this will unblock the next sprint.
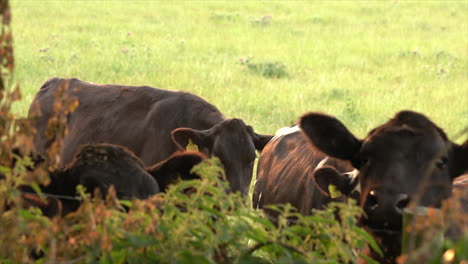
left=11, top=0, right=468, bottom=142
left=3, top=2, right=467, bottom=262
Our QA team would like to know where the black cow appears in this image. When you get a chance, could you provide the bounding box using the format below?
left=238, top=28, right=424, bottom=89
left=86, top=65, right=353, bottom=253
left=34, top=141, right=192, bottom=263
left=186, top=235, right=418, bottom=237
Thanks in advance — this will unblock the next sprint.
left=29, top=78, right=272, bottom=196
left=253, top=126, right=360, bottom=221
left=298, top=110, right=468, bottom=263
left=20, top=144, right=206, bottom=217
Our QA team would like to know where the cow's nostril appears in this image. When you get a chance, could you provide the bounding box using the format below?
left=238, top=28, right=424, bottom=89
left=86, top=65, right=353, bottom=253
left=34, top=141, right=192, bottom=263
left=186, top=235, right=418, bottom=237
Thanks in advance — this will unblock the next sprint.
left=367, top=190, right=378, bottom=210
left=395, top=193, right=410, bottom=213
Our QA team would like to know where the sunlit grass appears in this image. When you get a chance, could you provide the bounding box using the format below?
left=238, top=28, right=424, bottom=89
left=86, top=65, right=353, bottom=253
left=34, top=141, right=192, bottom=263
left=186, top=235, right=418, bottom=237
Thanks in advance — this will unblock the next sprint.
left=11, top=1, right=467, bottom=142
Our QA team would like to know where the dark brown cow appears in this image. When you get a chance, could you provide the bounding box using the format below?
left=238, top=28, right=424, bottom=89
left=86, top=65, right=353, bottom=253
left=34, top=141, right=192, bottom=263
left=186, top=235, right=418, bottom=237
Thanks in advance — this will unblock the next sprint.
left=252, top=126, right=360, bottom=220
left=29, top=78, right=272, bottom=196
left=298, top=110, right=468, bottom=263
left=19, top=144, right=206, bottom=216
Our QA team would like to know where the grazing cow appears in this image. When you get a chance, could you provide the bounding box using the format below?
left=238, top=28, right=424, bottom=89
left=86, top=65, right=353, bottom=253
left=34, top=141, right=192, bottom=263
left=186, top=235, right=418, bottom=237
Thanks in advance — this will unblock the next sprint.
left=253, top=126, right=360, bottom=221
left=29, top=78, right=272, bottom=196
left=298, top=110, right=468, bottom=263
left=19, top=144, right=206, bottom=216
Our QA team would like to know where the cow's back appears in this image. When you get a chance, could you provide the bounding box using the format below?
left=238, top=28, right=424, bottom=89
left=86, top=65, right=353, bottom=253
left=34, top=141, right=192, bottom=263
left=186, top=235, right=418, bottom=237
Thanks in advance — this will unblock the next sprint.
left=29, top=78, right=225, bottom=166
left=253, top=128, right=353, bottom=217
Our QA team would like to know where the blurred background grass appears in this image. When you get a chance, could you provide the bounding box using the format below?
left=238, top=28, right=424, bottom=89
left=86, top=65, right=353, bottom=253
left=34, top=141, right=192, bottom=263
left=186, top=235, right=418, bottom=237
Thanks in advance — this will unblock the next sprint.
left=11, top=0, right=468, bottom=142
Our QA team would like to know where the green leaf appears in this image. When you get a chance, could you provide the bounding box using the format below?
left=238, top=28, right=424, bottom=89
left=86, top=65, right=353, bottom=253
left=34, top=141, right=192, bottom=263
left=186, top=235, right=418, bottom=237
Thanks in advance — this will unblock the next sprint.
left=30, top=183, right=45, bottom=199
left=0, top=165, right=10, bottom=174
left=236, top=255, right=271, bottom=264
left=199, top=204, right=222, bottom=218
left=119, top=200, right=133, bottom=208
left=304, top=215, right=336, bottom=225
left=352, top=226, right=383, bottom=256
left=358, top=253, right=380, bottom=264
left=248, top=215, right=275, bottom=230
left=177, top=251, right=211, bottom=264
left=124, top=233, right=157, bottom=248
left=19, top=209, right=39, bottom=220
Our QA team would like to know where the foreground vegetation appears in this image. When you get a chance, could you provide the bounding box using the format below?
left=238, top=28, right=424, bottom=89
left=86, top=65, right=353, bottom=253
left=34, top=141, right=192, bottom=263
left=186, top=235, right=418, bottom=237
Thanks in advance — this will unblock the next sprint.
left=1, top=156, right=382, bottom=263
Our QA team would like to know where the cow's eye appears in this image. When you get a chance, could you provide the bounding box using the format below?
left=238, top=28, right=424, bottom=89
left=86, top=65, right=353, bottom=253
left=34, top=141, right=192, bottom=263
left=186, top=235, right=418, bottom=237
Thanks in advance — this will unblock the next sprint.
left=353, top=153, right=369, bottom=169
left=359, top=156, right=369, bottom=167
left=98, top=153, right=108, bottom=161
left=435, top=156, right=448, bottom=169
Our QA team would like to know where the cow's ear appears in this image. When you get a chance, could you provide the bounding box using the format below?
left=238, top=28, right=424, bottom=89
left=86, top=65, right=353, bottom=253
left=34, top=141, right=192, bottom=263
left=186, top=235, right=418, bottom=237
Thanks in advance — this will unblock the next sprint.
left=253, top=133, right=273, bottom=151
left=299, top=112, right=362, bottom=162
left=149, top=151, right=205, bottom=192
left=171, top=128, right=211, bottom=152
left=313, top=166, right=358, bottom=198
left=246, top=125, right=273, bottom=151
left=451, top=138, right=468, bottom=179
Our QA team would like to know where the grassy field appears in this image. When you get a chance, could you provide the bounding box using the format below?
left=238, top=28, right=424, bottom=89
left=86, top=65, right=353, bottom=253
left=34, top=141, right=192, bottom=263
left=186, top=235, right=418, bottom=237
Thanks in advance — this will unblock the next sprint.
left=3, top=2, right=467, bottom=262
left=11, top=0, right=468, bottom=142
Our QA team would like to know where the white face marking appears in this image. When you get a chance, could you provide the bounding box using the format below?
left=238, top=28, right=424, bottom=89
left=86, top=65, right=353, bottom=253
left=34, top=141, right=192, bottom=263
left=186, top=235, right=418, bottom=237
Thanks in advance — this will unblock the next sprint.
left=348, top=169, right=359, bottom=179
left=345, top=169, right=360, bottom=193
left=348, top=169, right=361, bottom=193
left=354, top=182, right=361, bottom=193
left=256, top=192, right=263, bottom=210
left=270, top=126, right=300, bottom=142
left=315, top=157, right=329, bottom=171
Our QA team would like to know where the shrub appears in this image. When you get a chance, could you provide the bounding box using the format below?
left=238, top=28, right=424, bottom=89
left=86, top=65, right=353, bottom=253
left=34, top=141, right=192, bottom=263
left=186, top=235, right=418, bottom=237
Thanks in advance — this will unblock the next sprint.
left=239, top=57, right=288, bottom=79
left=0, top=157, right=380, bottom=263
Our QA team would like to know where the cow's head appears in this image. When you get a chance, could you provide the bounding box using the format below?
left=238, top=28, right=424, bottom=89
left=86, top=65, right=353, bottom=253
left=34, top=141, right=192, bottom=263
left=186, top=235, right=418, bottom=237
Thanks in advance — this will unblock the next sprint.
left=71, top=144, right=160, bottom=200
left=300, top=111, right=468, bottom=234
left=171, top=118, right=273, bottom=196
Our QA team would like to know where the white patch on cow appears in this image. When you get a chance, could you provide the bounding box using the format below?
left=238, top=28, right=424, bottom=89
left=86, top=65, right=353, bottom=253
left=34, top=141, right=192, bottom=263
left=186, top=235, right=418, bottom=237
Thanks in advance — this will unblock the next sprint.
left=345, top=169, right=360, bottom=193
left=256, top=192, right=263, bottom=210
left=271, top=126, right=300, bottom=142
left=346, top=169, right=359, bottom=180
left=315, top=157, right=329, bottom=171
left=86, top=81, right=106, bottom=86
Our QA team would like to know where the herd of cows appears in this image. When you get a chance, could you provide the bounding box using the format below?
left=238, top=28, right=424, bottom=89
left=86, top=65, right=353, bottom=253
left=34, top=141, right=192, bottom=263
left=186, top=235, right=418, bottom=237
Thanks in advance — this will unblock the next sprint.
left=3, top=77, right=467, bottom=263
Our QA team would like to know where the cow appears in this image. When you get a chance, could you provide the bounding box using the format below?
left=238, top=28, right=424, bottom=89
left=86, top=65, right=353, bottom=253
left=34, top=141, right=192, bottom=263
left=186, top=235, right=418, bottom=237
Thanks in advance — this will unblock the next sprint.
left=18, top=143, right=207, bottom=217
left=298, top=110, right=468, bottom=263
left=252, top=126, right=360, bottom=222
left=28, top=78, right=273, bottom=196
left=444, top=173, right=468, bottom=241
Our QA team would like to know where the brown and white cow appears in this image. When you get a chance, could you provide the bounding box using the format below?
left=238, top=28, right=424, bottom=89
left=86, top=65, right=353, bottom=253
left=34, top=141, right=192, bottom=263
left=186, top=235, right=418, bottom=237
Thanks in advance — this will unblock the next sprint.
left=298, top=110, right=468, bottom=263
left=29, top=78, right=272, bottom=196
left=253, top=126, right=360, bottom=221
